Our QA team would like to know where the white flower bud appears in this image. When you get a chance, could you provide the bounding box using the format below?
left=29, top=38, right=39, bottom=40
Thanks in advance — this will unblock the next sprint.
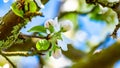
left=52, top=49, right=62, bottom=59
left=59, top=20, right=73, bottom=32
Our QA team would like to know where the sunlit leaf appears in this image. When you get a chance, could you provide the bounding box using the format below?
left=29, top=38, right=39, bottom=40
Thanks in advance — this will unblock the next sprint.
left=29, top=1, right=37, bottom=13
left=28, top=26, right=46, bottom=33
left=88, top=5, right=118, bottom=24
left=11, top=2, right=24, bottom=17
left=36, top=39, right=50, bottom=50
left=24, top=2, right=29, bottom=11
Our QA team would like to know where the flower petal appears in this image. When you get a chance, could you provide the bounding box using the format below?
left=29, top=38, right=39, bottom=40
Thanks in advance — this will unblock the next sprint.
left=57, top=40, right=68, bottom=51
left=53, top=17, right=60, bottom=32
left=62, top=34, right=72, bottom=44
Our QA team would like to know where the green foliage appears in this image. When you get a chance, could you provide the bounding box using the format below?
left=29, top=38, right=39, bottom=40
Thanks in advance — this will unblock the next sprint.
left=11, top=2, right=24, bottom=18
left=48, top=42, right=59, bottom=56
left=36, top=39, right=50, bottom=50
left=0, top=41, right=4, bottom=47
left=49, top=50, right=52, bottom=56
left=11, top=1, right=39, bottom=18
left=29, top=1, right=37, bottom=13
left=49, top=32, right=62, bottom=43
left=77, top=0, right=95, bottom=13
left=24, top=2, right=29, bottom=12
left=28, top=26, right=46, bottom=33
left=88, top=5, right=118, bottom=24
left=48, top=25, right=54, bottom=33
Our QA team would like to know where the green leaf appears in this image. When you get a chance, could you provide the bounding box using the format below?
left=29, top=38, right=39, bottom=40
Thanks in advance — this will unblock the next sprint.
left=0, top=41, right=3, bottom=46
left=49, top=51, right=52, bottom=56
left=24, top=2, right=29, bottom=11
left=28, top=26, right=46, bottom=33
left=36, top=39, right=50, bottom=50
left=48, top=25, right=54, bottom=33
left=11, top=2, right=24, bottom=17
left=88, top=6, right=118, bottom=24
left=29, top=1, right=37, bottom=13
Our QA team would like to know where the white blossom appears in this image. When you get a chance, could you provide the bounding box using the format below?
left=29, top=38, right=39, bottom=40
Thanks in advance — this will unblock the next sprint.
left=98, top=5, right=108, bottom=14
left=57, top=34, right=72, bottom=51
left=44, top=17, right=73, bottom=58
left=44, top=17, right=73, bottom=32
left=3, top=0, right=9, bottom=3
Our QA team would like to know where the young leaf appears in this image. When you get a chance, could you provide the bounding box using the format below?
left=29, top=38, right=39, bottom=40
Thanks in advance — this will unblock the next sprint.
left=36, top=39, right=50, bottom=50
left=24, top=2, right=29, bottom=12
left=0, top=41, right=3, bottom=46
left=29, top=1, right=37, bottom=13
left=48, top=25, right=54, bottom=33
left=11, top=2, right=24, bottom=18
left=28, top=26, right=46, bottom=33
left=49, top=51, right=52, bottom=56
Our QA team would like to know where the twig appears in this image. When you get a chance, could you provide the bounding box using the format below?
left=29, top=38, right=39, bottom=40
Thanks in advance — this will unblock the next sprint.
left=19, top=33, right=47, bottom=39
left=0, top=51, right=16, bottom=68
left=111, top=23, right=120, bottom=38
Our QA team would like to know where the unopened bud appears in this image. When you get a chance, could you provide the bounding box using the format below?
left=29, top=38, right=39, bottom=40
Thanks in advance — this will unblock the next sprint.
left=60, top=20, right=73, bottom=32
left=44, top=19, right=54, bottom=28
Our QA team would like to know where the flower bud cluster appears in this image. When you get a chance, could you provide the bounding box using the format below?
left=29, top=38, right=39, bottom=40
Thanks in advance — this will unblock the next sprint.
left=44, top=17, right=73, bottom=59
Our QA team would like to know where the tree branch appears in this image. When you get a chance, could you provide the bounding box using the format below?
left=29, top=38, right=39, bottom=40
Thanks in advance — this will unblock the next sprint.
left=72, top=41, right=120, bottom=68
left=0, top=51, right=16, bottom=68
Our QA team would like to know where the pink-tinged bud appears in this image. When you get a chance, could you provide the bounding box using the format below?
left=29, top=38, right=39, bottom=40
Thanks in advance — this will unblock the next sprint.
left=44, top=19, right=54, bottom=28
left=44, top=17, right=60, bottom=32
left=52, top=49, right=62, bottom=59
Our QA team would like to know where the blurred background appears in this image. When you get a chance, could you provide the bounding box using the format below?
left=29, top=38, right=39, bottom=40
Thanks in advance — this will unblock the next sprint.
left=0, top=0, right=120, bottom=68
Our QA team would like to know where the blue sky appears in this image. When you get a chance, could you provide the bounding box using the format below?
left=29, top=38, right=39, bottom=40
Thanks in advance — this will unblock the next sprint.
left=0, top=0, right=119, bottom=68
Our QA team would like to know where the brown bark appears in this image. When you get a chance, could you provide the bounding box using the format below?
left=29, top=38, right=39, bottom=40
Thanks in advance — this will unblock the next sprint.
left=0, top=10, right=23, bottom=40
